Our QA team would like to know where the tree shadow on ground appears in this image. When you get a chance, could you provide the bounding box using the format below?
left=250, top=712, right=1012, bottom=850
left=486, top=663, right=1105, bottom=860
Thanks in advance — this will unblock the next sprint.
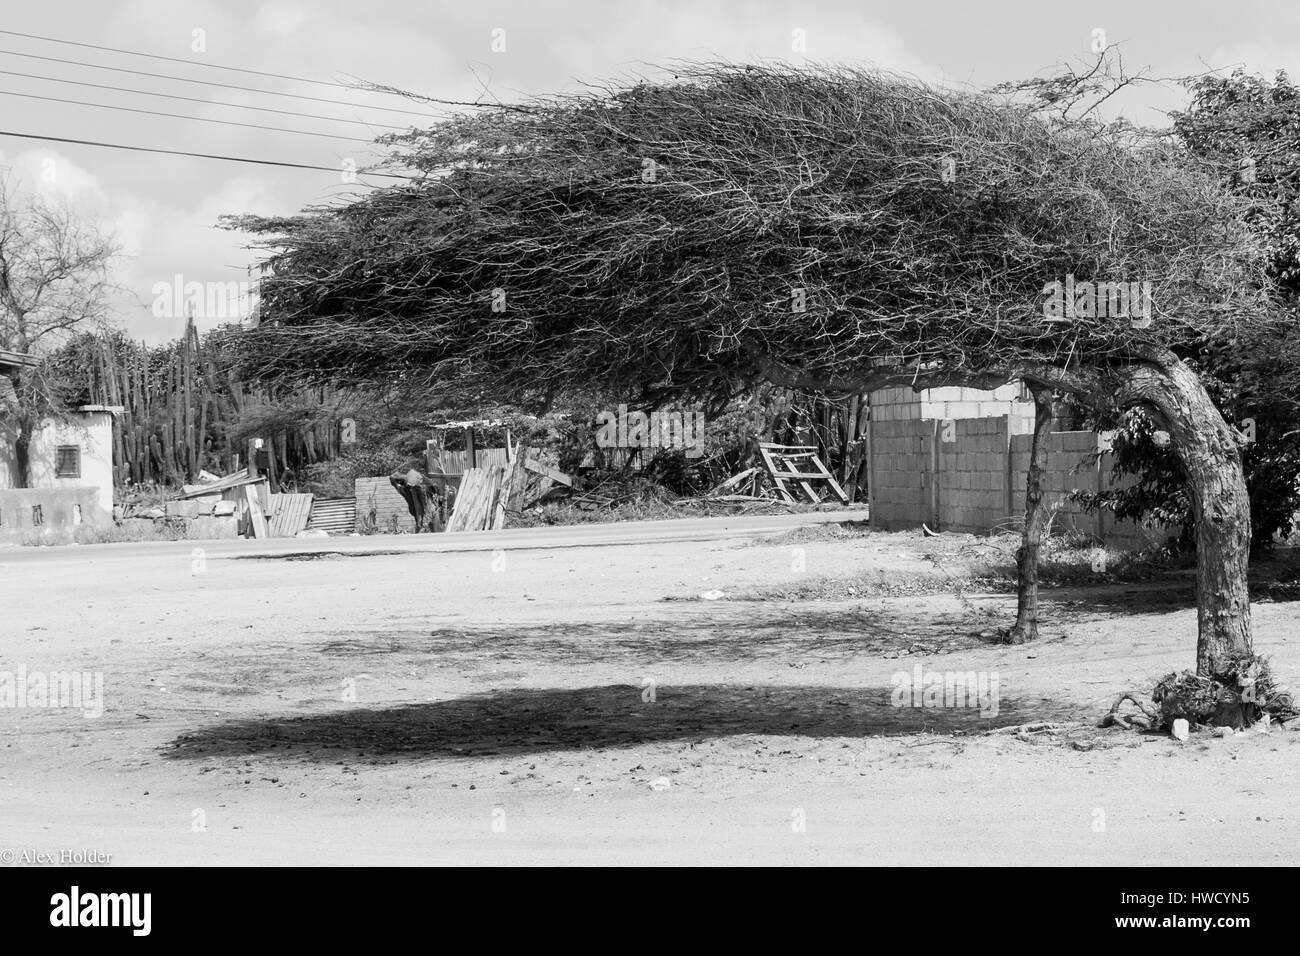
left=312, top=606, right=1003, bottom=669
left=1042, top=553, right=1300, bottom=618
left=163, top=683, right=1077, bottom=762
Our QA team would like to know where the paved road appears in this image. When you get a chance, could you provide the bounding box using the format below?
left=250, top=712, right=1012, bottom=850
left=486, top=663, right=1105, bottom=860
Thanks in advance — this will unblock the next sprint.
left=0, top=506, right=869, bottom=566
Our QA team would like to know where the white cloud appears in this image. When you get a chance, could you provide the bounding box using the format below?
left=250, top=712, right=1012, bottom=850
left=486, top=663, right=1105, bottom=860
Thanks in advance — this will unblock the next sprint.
left=253, top=1, right=313, bottom=38
left=1207, top=45, right=1300, bottom=81
left=1, top=149, right=109, bottom=207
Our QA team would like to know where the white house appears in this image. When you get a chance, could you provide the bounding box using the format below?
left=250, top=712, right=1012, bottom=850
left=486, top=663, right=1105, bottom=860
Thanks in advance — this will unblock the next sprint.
left=0, top=350, right=119, bottom=537
left=0, top=405, right=119, bottom=515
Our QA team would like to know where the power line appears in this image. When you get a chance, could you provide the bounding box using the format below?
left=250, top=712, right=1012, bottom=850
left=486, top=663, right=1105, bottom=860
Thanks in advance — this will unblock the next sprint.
left=0, top=47, right=440, bottom=118
left=0, top=28, right=402, bottom=95
left=0, top=88, right=374, bottom=142
left=0, top=128, right=418, bottom=179
left=0, top=67, right=409, bottom=131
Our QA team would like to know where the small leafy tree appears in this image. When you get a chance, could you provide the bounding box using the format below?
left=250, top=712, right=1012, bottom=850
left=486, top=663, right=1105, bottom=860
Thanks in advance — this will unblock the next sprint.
left=0, top=171, right=119, bottom=484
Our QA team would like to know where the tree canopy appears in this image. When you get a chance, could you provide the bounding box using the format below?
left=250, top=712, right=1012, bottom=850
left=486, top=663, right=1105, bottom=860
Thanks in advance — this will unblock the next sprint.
left=232, top=63, right=1270, bottom=406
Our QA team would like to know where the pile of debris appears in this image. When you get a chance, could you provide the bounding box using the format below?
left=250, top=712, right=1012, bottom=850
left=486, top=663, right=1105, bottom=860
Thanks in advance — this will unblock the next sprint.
left=676, top=443, right=852, bottom=511
left=445, top=446, right=572, bottom=531
left=119, top=469, right=323, bottom=540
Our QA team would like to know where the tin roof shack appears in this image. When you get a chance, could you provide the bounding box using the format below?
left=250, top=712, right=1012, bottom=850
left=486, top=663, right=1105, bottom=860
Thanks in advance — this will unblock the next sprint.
left=0, top=351, right=120, bottom=542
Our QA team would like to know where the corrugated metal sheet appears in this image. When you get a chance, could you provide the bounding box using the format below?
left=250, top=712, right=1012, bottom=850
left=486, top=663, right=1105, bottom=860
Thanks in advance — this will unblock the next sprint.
left=425, top=447, right=510, bottom=475
left=306, top=498, right=356, bottom=534
left=178, top=471, right=265, bottom=499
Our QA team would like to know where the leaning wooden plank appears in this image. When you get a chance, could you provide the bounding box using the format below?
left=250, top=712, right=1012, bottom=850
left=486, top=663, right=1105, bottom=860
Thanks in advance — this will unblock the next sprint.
left=483, top=468, right=504, bottom=530
left=504, top=446, right=531, bottom=515
left=461, top=470, right=487, bottom=531
left=524, top=457, right=573, bottom=487
left=708, top=466, right=757, bottom=496
left=758, top=446, right=798, bottom=503
left=243, top=483, right=269, bottom=539
left=446, top=473, right=470, bottom=532
left=273, top=492, right=314, bottom=536
left=790, top=470, right=823, bottom=504
left=473, top=468, right=500, bottom=530
left=465, top=470, right=488, bottom=531
left=446, top=469, right=480, bottom=532
left=764, top=448, right=820, bottom=503
left=807, top=454, right=851, bottom=504
left=772, top=468, right=843, bottom=480
left=467, top=468, right=496, bottom=531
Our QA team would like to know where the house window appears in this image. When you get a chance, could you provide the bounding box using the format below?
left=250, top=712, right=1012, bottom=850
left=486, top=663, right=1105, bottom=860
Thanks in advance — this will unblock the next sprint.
left=55, top=445, right=81, bottom=478
left=32, top=505, right=43, bottom=526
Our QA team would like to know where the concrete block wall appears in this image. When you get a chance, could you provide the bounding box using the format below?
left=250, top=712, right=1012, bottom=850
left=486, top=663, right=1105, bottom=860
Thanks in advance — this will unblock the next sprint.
left=1007, top=433, right=1170, bottom=548
left=868, top=408, right=1173, bottom=549
left=936, top=417, right=1010, bottom=533
left=919, top=383, right=1034, bottom=423
left=866, top=417, right=928, bottom=530
left=1008, top=430, right=1098, bottom=534
left=867, top=386, right=924, bottom=423
left=1096, top=451, right=1173, bottom=550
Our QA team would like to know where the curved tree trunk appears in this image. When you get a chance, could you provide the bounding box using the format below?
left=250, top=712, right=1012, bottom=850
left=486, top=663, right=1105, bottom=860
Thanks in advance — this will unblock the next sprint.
left=1008, top=384, right=1055, bottom=644
left=1114, top=358, right=1252, bottom=674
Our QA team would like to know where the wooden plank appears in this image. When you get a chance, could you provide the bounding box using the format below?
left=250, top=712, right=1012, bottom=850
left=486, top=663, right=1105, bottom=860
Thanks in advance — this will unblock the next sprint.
left=808, top=454, right=851, bottom=504
left=776, top=450, right=821, bottom=503
left=764, top=447, right=822, bottom=503
left=709, top=466, right=757, bottom=495
left=269, top=492, right=315, bottom=536
left=463, top=468, right=490, bottom=531
left=498, top=448, right=530, bottom=527
left=446, top=469, right=481, bottom=532
left=759, top=446, right=799, bottom=503
left=480, top=468, right=503, bottom=530
left=506, top=447, right=531, bottom=513
left=769, top=468, right=840, bottom=480
left=244, top=483, right=269, bottom=539
left=524, top=458, right=572, bottom=487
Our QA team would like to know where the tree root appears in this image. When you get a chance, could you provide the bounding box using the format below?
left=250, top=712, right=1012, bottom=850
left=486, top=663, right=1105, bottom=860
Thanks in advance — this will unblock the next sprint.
left=988, top=721, right=1066, bottom=736
left=1098, top=691, right=1161, bottom=730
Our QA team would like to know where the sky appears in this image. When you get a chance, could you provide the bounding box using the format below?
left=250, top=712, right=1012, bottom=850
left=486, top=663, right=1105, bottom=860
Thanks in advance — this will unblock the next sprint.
left=0, top=0, right=1295, bottom=343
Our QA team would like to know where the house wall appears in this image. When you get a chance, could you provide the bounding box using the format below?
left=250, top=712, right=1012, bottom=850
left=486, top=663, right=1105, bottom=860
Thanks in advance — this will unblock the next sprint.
left=0, top=410, right=115, bottom=515
left=0, top=487, right=109, bottom=542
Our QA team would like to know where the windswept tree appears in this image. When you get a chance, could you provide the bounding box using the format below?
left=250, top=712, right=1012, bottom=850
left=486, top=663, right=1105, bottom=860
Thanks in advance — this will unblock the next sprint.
left=230, top=64, right=1273, bottom=679
left=0, top=171, right=120, bottom=484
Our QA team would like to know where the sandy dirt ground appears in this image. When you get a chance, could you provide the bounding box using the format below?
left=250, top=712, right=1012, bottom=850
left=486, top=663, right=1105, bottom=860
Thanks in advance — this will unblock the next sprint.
left=2, top=511, right=1299, bottom=866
